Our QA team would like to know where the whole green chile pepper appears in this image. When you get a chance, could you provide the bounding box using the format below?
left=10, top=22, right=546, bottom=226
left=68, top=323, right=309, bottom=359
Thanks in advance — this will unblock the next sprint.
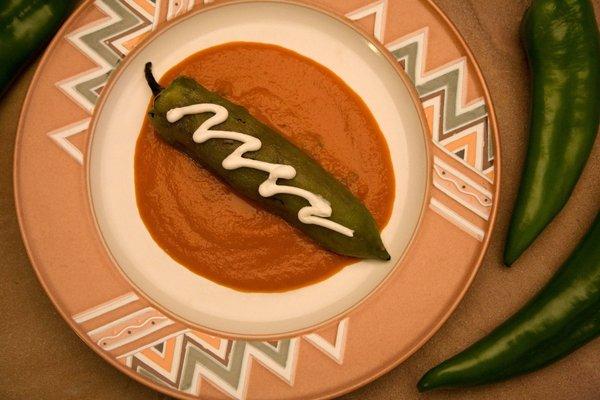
left=504, top=0, right=600, bottom=265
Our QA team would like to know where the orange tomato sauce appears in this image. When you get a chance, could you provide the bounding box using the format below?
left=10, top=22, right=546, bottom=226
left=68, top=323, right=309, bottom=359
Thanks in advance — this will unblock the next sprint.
left=135, top=42, right=395, bottom=292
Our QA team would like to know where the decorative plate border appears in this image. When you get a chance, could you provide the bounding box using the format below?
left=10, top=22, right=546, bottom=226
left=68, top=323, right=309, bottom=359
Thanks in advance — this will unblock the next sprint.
left=14, top=0, right=500, bottom=399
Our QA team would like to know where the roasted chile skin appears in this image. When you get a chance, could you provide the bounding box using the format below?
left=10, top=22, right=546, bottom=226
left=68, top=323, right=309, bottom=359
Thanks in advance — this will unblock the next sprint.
left=418, top=212, right=600, bottom=391
left=504, top=0, right=600, bottom=265
left=144, top=65, right=390, bottom=261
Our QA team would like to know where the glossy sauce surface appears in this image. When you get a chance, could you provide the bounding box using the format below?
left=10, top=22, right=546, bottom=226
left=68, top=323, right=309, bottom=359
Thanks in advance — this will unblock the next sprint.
left=135, top=42, right=395, bottom=292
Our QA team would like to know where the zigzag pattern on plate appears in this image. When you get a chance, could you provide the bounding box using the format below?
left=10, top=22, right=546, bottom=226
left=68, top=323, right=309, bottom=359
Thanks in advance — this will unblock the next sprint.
left=48, top=119, right=90, bottom=165
left=386, top=28, right=494, bottom=181
left=122, top=324, right=348, bottom=399
left=125, top=334, right=299, bottom=398
left=73, top=291, right=348, bottom=400
left=346, top=0, right=388, bottom=42
left=49, top=0, right=156, bottom=165
left=58, top=0, right=156, bottom=113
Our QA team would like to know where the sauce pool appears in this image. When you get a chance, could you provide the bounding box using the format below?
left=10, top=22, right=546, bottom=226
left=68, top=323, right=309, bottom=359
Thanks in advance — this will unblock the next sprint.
left=135, top=42, right=395, bottom=292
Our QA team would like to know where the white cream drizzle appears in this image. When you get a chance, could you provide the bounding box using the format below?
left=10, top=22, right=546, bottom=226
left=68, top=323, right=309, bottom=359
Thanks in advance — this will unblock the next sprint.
left=166, top=103, right=354, bottom=237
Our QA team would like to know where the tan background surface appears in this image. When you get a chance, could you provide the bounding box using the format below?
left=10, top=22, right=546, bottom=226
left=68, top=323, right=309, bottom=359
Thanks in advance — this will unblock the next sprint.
left=1, top=0, right=599, bottom=399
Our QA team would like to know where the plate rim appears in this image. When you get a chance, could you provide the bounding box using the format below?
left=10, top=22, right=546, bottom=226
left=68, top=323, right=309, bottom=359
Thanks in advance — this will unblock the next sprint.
left=12, top=0, right=501, bottom=398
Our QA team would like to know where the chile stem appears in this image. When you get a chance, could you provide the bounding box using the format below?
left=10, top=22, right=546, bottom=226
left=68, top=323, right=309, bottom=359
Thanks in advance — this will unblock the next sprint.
left=144, top=62, right=163, bottom=96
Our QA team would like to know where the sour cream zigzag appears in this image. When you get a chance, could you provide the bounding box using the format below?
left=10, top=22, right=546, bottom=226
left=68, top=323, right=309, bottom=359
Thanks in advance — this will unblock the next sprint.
left=166, top=103, right=354, bottom=237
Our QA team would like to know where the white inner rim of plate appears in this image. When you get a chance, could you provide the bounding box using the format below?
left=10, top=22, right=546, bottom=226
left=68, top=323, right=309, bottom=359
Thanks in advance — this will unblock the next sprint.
left=89, top=1, right=428, bottom=336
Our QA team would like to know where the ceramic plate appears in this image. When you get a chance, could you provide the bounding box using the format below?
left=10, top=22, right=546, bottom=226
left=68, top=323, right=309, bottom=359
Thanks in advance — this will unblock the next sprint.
left=14, top=0, right=500, bottom=399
